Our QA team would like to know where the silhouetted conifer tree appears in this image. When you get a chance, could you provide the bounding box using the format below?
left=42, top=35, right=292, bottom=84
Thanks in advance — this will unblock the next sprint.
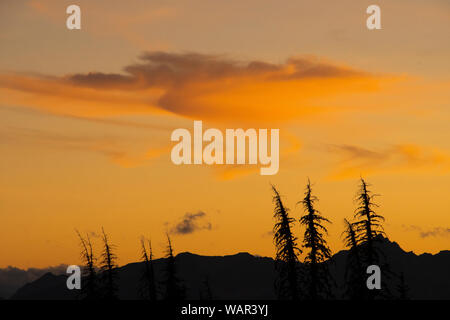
left=139, top=238, right=157, bottom=301
left=353, top=178, right=385, bottom=265
left=272, top=185, right=301, bottom=300
left=100, top=227, right=119, bottom=300
left=342, top=219, right=366, bottom=300
left=353, top=178, right=393, bottom=299
left=397, top=272, right=410, bottom=300
left=199, top=276, right=213, bottom=300
left=299, top=180, right=333, bottom=300
left=163, top=234, right=185, bottom=300
left=76, top=230, right=98, bottom=300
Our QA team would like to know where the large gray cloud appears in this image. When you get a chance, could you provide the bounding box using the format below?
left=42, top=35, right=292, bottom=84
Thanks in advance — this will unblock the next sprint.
left=0, top=51, right=377, bottom=122
left=68, top=51, right=366, bottom=89
left=67, top=51, right=370, bottom=119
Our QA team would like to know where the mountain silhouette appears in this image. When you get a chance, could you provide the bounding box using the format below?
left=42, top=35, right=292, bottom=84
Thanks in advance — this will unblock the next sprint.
left=9, top=237, right=450, bottom=300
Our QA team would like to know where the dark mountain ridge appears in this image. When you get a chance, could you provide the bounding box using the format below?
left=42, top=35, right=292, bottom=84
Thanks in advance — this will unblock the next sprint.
left=9, top=237, right=450, bottom=300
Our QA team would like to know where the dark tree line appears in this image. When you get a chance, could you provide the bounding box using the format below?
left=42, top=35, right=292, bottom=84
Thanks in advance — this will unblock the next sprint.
left=73, top=178, right=408, bottom=300
left=272, top=178, right=408, bottom=300
left=76, top=230, right=188, bottom=300
left=76, top=228, right=119, bottom=300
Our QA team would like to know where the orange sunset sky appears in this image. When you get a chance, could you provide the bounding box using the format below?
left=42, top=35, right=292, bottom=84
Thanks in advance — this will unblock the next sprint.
left=0, top=0, right=449, bottom=269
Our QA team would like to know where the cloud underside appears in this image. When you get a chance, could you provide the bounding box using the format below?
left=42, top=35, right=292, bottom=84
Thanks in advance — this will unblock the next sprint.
left=2, top=51, right=448, bottom=179
left=0, top=51, right=384, bottom=121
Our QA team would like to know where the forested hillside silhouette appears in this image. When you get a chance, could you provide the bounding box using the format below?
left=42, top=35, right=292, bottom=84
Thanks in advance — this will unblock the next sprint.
left=8, top=178, right=450, bottom=300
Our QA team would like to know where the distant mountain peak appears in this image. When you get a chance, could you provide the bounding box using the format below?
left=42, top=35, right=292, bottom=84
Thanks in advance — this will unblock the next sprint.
left=177, top=252, right=199, bottom=258
left=36, top=272, right=58, bottom=281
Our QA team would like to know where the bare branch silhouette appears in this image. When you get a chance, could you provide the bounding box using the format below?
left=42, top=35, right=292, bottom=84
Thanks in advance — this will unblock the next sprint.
left=139, top=238, right=157, bottom=301
left=75, top=229, right=99, bottom=300
left=100, top=227, right=119, bottom=300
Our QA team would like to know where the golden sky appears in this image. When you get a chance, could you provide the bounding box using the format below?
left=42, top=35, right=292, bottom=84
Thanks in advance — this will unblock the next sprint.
left=0, top=0, right=449, bottom=268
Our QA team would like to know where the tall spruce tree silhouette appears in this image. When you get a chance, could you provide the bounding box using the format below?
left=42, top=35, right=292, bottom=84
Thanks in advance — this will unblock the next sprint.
left=299, top=180, right=333, bottom=300
left=76, top=230, right=98, bottom=300
left=271, top=185, right=301, bottom=300
left=353, top=178, right=385, bottom=266
left=100, top=227, right=119, bottom=300
left=139, top=238, right=157, bottom=301
left=163, top=234, right=185, bottom=300
left=342, top=219, right=366, bottom=300
left=353, top=178, right=393, bottom=299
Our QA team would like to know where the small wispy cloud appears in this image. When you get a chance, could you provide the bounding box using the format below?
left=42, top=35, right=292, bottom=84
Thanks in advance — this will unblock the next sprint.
left=1, top=126, right=169, bottom=168
left=401, top=224, right=450, bottom=239
left=327, top=143, right=450, bottom=179
left=170, top=211, right=212, bottom=235
left=262, top=230, right=274, bottom=238
left=419, top=227, right=450, bottom=239
left=87, top=231, right=100, bottom=239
